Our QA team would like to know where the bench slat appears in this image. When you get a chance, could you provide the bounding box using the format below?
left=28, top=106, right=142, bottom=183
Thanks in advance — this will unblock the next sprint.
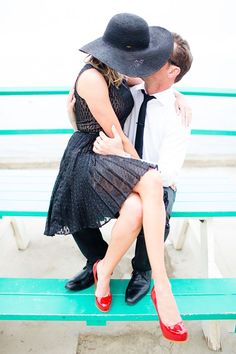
left=1, top=278, right=236, bottom=295
left=0, top=279, right=236, bottom=323
left=0, top=170, right=236, bottom=217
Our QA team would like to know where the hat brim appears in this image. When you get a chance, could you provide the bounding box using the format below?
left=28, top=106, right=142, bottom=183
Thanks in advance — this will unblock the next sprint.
left=79, top=26, right=173, bottom=77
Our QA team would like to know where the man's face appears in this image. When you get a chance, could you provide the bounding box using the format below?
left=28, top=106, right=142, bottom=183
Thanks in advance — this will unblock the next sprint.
left=153, top=62, right=171, bottom=81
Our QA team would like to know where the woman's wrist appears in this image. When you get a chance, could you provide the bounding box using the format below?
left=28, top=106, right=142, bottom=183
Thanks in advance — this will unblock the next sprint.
left=122, top=152, right=131, bottom=158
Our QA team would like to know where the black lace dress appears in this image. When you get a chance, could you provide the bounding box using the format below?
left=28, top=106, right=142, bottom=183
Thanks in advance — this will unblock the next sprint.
left=44, top=65, right=157, bottom=236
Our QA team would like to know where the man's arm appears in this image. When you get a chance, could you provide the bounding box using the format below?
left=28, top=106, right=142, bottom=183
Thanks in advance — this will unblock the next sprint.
left=67, top=89, right=78, bottom=131
left=158, top=118, right=190, bottom=187
left=174, top=91, right=192, bottom=127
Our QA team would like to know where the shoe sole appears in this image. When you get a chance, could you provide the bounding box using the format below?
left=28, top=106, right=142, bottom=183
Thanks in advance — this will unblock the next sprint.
left=95, top=303, right=111, bottom=312
left=162, top=335, right=189, bottom=343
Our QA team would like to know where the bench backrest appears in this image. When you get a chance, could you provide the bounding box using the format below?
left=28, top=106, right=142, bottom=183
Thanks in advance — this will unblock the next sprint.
left=1, top=86, right=235, bottom=136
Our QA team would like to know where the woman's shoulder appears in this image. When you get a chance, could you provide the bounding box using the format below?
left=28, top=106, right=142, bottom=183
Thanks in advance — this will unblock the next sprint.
left=75, top=64, right=104, bottom=85
left=76, top=65, right=108, bottom=98
left=77, top=65, right=105, bottom=86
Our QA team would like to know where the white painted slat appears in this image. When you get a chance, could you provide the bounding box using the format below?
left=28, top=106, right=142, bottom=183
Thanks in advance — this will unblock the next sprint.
left=0, top=169, right=235, bottom=215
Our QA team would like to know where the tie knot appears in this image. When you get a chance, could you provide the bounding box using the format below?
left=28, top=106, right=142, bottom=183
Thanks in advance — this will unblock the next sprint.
left=141, top=89, right=155, bottom=102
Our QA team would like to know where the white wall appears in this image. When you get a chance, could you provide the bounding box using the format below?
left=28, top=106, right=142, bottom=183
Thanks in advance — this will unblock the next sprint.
left=1, top=0, right=236, bottom=88
left=1, top=0, right=236, bottom=160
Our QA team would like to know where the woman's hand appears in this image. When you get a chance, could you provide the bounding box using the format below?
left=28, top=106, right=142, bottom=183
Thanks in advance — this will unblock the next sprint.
left=174, top=91, right=192, bottom=127
left=93, top=125, right=125, bottom=156
left=67, top=89, right=78, bottom=131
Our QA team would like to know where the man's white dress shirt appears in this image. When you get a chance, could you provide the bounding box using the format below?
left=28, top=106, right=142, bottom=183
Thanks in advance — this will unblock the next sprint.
left=124, top=83, right=190, bottom=187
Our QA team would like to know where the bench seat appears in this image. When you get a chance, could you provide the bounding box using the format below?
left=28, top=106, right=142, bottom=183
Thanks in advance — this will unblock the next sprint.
left=0, top=169, right=236, bottom=218
left=0, top=278, right=236, bottom=325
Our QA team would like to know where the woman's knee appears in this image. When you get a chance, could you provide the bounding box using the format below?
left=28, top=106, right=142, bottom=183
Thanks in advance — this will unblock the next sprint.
left=137, top=169, right=163, bottom=194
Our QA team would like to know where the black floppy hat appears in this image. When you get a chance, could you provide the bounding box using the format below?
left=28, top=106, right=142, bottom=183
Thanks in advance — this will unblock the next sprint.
left=79, top=13, right=173, bottom=77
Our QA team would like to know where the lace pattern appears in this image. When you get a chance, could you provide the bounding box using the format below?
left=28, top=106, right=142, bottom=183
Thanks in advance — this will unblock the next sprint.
left=44, top=65, right=159, bottom=236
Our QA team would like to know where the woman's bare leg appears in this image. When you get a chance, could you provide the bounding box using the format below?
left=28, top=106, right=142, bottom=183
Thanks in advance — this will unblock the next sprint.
left=96, top=168, right=182, bottom=327
left=133, top=169, right=182, bottom=326
left=95, top=192, right=142, bottom=298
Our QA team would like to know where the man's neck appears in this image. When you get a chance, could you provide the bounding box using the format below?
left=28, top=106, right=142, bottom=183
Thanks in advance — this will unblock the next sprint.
left=143, top=77, right=172, bottom=95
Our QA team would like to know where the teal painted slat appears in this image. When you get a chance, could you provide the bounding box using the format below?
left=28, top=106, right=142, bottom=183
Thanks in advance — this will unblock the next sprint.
left=0, top=129, right=74, bottom=135
left=0, top=278, right=236, bottom=322
left=0, top=129, right=236, bottom=136
left=0, top=210, right=236, bottom=218
left=171, top=211, right=236, bottom=217
left=0, top=87, right=236, bottom=97
left=0, top=87, right=70, bottom=95
left=0, top=211, right=48, bottom=217
left=177, top=87, right=236, bottom=97
left=1, top=278, right=236, bottom=296
left=191, top=129, right=236, bottom=136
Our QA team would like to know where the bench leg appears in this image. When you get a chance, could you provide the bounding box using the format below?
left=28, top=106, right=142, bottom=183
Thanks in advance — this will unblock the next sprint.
left=200, top=218, right=221, bottom=277
left=200, top=218, right=222, bottom=351
left=170, top=218, right=189, bottom=250
left=0, top=216, right=12, bottom=239
left=10, top=217, right=30, bottom=250
left=202, top=321, right=222, bottom=351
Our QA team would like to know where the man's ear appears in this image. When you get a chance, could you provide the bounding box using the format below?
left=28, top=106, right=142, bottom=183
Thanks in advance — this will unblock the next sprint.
left=168, top=66, right=181, bottom=80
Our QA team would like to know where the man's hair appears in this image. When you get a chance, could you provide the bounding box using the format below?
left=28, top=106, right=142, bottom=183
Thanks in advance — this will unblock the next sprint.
left=169, top=33, right=193, bottom=83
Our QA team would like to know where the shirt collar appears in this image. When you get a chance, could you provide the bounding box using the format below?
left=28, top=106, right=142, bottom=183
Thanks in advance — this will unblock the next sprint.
left=132, top=83, right=175, bottom=105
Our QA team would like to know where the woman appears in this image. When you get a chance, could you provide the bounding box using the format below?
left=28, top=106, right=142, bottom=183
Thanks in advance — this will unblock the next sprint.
left=45, top=13, right=188, bottom=342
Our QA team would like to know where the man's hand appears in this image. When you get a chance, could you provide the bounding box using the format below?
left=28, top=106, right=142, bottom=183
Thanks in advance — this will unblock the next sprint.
left=93, top=125, right=125, bottom=156
left=67, top=89, right=78, bottom=131
left=174, top=91, right=192, bottom=127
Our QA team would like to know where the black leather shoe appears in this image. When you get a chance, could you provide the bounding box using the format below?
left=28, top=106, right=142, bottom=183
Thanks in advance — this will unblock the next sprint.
left=125, top=270, right=151, bottom=305
left=65, top=263, right=94, bottom=291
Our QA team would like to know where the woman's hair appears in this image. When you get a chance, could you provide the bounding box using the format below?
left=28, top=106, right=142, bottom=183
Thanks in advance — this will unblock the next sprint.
left=86, top=56, right=124, bottom=87
left=169, top=33, right=193, bottom=83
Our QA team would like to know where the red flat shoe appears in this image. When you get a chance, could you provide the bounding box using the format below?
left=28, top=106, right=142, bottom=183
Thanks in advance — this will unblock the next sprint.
left=93, top=260, right=112, bottom=312
left=151, top=287, right=188, bottom=342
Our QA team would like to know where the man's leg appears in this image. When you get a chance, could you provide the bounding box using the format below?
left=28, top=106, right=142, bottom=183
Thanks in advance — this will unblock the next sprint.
left=65, top=228, right=108, bottom=290
left=125, top=187, right=176, bottom=304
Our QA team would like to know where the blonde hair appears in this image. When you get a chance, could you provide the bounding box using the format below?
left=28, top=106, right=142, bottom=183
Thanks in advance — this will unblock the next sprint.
left=86, top=56, right=124, bottom=87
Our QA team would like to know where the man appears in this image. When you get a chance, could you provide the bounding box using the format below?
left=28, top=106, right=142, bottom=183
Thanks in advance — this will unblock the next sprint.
left=65, top=32, right=193, bottom=305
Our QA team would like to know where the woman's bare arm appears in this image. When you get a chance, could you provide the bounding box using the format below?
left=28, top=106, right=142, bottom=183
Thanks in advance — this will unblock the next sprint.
left=77, top=68, right=139, bottom=158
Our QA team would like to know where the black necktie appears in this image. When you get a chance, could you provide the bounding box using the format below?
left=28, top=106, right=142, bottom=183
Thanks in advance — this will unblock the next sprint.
left=134, top=89, right=155, bottom=158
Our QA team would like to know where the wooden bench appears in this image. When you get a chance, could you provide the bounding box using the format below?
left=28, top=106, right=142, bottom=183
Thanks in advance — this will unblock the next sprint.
left=1, top=168, right=235, bottom=253
left=0, top=169, right=235, bottom=349
left=0, top=87, right=236, bottom=350
left=0, top=278, right=236, bottom=324
left=0, top=168, right=235, bottom=279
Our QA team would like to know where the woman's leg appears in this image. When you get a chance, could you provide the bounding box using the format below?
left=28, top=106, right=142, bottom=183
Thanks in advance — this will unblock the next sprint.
left=95, top=192, right=143, bottom=298
left=96, top=169, right=182, bottom=327
left=133, top=169, right=182, bottom=326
